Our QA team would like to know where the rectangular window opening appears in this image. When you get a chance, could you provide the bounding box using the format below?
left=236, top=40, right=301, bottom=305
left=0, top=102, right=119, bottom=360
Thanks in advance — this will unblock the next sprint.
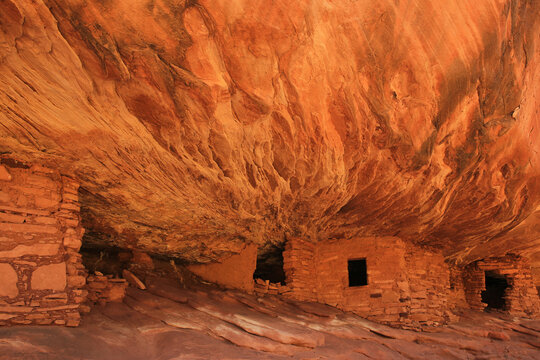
left=348, top=258, right=368, bottom=287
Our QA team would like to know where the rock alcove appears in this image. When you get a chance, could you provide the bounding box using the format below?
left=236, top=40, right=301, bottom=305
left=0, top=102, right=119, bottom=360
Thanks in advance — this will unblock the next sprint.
left=1, top=0, right=540, bottom=357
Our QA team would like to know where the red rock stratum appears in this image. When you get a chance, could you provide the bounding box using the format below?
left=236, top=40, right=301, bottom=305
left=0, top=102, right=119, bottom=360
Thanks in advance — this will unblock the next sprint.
left=1, top=0, right=540, bottom=275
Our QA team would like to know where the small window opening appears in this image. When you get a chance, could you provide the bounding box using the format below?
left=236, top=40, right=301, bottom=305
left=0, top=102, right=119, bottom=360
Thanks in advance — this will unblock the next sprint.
left=253, top=245, right=285, bottom=284
left=348, top=259, right=368, bottom=287
left=481, top=271, right=509, bottom=311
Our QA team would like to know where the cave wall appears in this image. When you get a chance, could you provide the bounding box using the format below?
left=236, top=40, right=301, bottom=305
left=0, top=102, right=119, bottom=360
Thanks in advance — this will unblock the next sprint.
left=0, top=163, right=87, bottom=326
left=1, top=0, right=540, bottom=272
left=463, top=255, right=540, bottom=316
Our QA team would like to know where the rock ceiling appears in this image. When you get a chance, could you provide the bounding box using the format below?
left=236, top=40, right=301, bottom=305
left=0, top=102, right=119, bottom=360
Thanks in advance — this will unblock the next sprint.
left=1, top=0, right=540, bottom=271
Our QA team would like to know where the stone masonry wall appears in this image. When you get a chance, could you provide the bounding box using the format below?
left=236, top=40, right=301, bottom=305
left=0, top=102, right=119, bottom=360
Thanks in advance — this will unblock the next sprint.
left=313, top=237, right=409, bottom=324
left=404, top=245, right=455, bottom=325
left=448, top=264, right=469, bottom=312
left=284, top=237, right=461, bottom=327
left=463, top=254, right=540, bottom=317
left=282, top=238, right=317, bottom=301
left=0, top=163, right=87, bottom=326
left=87, top=273, right=128, bottom=305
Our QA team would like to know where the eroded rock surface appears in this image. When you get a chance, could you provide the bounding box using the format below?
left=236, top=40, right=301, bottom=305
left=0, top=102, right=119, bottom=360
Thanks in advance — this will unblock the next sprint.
left=1, top=0, right=540, bottom=272
left=1, top=280, right=540, bottom=359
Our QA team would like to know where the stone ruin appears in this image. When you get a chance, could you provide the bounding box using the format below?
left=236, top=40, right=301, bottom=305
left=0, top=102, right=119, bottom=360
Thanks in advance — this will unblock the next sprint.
left=463, top=255, right=540, bottom=317
left=189, top=236, right=540, bottom=328
left=0, top=163, right=87, bottom=326
left=1, top=161, right=539, bottom=329
left=279, top=237, right=540, bottom=327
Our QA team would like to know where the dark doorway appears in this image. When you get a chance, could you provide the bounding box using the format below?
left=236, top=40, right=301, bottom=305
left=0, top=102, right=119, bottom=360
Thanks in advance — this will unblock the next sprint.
left=253, top=245, right=285, bottom=284
left=481, top=271, right=509, bottom=310
left=348, top=259, right=368, bottom=287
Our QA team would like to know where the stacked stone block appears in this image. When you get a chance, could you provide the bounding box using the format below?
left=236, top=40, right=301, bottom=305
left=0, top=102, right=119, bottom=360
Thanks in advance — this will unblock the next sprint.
left=404, top=246, right=452, bottom=325
left=463, top=254, right=540, bottom=317
left=87, top=273, right=128, bottom=305
left=462, top=263, right=487, bottom=311
left=0, top=163, right=87, bottom=326
left=447, top=264, right=469, bottom=314
left=282, top=238, right=317, bottom=301
left=253, top=278, right=291, bottom=296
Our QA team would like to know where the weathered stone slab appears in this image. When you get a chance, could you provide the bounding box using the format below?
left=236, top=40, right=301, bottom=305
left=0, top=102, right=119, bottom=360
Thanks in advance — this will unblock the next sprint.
left=35, top=304, right=79, bottom=312
left=67, top=275, right=86, bottom=287
left=0, top=205, right=50, bottom=216
left=0, top=263, right=18, bottom=298
left=60, top=203, right=80, bottom=211
left=34, top=197, right=59, bottom=209
left=31, top=262, right=67, bottom=291
left=0, top=305, right=33, bottom=313
left=0, top=223, right=58, bottom=234
left=0, top=243, right=60, bottom=258
left=34, top=216, right=57, bottom=225
left=63, top=236, right=82, bottom=251
left=0, top=213, right=25, bottom=223
left=123, top=269, right=146, bottom=290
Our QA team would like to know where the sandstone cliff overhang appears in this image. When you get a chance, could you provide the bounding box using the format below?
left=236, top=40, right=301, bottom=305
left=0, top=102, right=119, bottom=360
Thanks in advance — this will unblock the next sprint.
left=1, top=0, right=540, bottom=276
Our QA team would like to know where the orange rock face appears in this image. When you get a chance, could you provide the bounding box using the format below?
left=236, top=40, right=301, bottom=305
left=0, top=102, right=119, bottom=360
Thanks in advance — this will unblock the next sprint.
left=1, top=0, right=540, bottom=275
left=188, top=243, right=257, bottom=291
